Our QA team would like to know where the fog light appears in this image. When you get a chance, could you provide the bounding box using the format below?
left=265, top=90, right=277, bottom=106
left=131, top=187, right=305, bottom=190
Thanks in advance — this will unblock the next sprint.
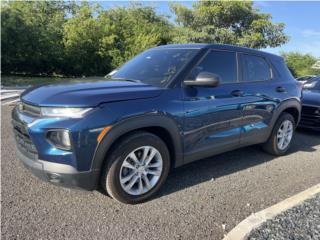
left=47, top=173, right=62, bottom=183
left=46, top=130, right=71, bottom=150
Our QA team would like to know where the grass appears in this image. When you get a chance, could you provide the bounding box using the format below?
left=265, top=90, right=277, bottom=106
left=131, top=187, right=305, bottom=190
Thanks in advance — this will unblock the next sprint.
left=1, top=75, right=106, bottom=87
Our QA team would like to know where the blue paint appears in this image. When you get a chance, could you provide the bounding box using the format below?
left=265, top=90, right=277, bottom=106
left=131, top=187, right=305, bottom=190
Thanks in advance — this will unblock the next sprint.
left=13, top=44, right=301, bottom=174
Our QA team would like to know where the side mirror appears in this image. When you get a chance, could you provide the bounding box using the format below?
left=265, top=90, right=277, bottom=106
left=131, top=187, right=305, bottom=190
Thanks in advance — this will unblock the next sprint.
left=184, top=72, right=220, bottom=87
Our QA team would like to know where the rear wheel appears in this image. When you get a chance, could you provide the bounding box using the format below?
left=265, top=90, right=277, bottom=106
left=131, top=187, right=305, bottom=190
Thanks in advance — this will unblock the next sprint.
left=262, top=113, right=296, bottom=155
left=101, top=131, right=170, bottom=204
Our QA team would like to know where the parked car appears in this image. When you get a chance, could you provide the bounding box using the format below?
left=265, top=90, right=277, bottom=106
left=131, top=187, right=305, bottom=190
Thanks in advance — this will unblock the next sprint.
left=300, top=76, right=320, bottom=130
left=12, top=44, right=302, bottom=204
left=296, top=75, right=317, bottom=84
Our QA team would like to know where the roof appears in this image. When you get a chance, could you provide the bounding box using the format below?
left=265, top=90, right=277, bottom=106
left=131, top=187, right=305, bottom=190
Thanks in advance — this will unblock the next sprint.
left=155, top=43, right=282, bottom=59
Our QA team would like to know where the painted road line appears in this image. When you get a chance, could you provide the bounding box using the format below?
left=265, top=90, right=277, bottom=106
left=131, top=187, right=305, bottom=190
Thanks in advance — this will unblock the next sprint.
left=0, top=90, right=23, bottom=93
left=0, top=93, right=20, bottom=101
left=2, top=98, right=20, bottom=106
left=223, top=183, right=320, bottom=240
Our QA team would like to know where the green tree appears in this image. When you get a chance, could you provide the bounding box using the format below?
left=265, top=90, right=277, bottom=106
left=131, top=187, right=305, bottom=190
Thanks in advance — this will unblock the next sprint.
left=281, top=52, right=320, bottom=77
left=170, top=1, right=289, bottom=48
left=99, top=4, right=172, bottom=69
left=63, top=3, right=107, bottom=75
left=1, top=1, right=74, bottom=74
left=1, top=1, right=290, bottom=77
left=62, top=3, right=172, bottom=75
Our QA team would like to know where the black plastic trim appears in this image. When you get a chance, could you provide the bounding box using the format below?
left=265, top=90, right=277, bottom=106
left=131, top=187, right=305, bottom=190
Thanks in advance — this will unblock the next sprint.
left=267, top=98, right=301, bottom=136
left=91, top=114, right=184, bottom=174
left=16, top=147, right=99, bottom=190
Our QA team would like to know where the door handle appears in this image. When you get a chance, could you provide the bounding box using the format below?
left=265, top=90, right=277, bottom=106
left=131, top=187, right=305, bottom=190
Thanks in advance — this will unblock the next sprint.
left=276, top=86, right=286, bottom=93
left=231, top=90, right=244, bottom=97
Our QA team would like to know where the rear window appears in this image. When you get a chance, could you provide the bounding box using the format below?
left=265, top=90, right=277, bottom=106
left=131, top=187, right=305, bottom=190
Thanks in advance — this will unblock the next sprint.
left=241, top=54, right=271, bottom=82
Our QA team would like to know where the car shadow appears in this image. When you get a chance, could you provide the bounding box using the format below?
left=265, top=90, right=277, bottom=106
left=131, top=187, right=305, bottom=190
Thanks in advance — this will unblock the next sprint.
left=156, top=130, right=320, bottom=198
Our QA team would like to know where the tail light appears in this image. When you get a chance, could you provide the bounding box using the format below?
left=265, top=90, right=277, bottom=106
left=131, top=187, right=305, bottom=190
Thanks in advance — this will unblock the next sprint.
left=297, top=81, right=304, bottom=91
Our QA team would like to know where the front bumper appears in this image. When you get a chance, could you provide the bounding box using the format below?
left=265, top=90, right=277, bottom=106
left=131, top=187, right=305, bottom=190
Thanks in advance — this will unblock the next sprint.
left=16, top=146, right=99, bottom=190
left=299, top=122, right=320, bottom=131
left=299, top=105, right=320, bottom=130
left=12, top=105, right=100, bottom=190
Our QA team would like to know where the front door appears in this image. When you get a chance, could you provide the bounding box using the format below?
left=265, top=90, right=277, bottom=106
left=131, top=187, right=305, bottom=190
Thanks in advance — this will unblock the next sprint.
left=182, top=50, right=245, bottom=163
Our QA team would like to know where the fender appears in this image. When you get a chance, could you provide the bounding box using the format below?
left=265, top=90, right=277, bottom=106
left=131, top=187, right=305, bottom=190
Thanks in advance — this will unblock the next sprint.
left=90, top=113, right=184, bottom=174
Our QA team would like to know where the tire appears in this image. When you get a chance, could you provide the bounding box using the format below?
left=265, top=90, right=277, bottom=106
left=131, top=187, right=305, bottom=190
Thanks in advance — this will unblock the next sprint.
left=262, top=112, right=296, bottom=156
left=101, top=131, right=170, bottom=204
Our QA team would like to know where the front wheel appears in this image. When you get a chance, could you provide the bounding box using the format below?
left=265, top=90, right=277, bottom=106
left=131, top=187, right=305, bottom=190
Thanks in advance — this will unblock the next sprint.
left=101, top=131, right=170, bottom=204
left=262, top=112, right=296, bottom=156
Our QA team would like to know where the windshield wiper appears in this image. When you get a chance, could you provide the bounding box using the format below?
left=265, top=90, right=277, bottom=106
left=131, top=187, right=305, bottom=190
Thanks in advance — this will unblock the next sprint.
left=110, top=77, right=141, bottom=83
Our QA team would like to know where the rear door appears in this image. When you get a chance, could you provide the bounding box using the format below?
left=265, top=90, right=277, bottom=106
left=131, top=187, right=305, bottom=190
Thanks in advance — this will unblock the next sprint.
left=237, top=53, right=280, bottom=145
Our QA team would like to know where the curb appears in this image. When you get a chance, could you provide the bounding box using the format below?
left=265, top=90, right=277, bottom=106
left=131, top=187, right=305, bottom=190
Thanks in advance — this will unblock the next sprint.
left=223, top=183, right=320, bottom=240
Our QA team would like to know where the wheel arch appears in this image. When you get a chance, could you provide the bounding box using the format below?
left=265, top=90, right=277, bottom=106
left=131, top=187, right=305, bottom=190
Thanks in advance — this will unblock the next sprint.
left=267, top=98, right=301, bottom=139
left=275, top=98, right=301, bottom=126
left=282, top=107, right=300, bottom=125
left=90, top=114, right=184, bottom=176
left=259, top=98, right=301, bottom=150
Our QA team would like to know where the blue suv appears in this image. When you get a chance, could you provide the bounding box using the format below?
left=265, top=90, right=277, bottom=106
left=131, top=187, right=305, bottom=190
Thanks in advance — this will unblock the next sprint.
left=12, top=44, right=302, bottom=204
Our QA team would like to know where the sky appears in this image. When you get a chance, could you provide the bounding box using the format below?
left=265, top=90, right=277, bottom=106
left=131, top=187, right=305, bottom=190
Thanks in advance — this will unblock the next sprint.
left=97, top=1, right=320, bottom=58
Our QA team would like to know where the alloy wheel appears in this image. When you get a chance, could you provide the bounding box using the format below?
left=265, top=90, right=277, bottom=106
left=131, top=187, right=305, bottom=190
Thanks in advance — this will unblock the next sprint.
left=119, top=146, right=163, bottom=196
left=277, top=120, right=293, bottom=150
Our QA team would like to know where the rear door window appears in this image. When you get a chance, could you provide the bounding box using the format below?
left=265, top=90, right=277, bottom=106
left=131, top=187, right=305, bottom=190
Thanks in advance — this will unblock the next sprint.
left=241, top=54, right=271, bottom=82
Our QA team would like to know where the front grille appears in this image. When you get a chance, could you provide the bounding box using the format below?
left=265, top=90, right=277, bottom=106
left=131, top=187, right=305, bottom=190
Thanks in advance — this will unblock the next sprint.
left=302, top=105, right=319, bottom=116
left=19, top=102, right=41, bottom=117
left=301, top=105, right=320, bottom=127
left=12, top=119, right=38, bottom=160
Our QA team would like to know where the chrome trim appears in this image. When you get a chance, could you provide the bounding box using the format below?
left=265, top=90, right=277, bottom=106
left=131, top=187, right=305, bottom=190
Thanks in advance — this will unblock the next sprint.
left=302, top=104, right=320, bottom=108
left=19, top=102, right=41, bottom=117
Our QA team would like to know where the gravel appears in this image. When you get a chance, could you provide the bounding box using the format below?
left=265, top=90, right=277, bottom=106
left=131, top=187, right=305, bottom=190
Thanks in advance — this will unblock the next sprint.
left=1, top=105, right=320, bottom=240
left=248, top=194, right=320, bottom=240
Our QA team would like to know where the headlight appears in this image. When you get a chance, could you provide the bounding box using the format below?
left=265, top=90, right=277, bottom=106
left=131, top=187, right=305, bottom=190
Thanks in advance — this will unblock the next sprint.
left=46, top=130, right=71, bottom=150
left=40, top=107, right=92, bottom=118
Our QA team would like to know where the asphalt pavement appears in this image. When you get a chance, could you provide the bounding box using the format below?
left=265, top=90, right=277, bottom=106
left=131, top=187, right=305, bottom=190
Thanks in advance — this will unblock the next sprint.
left=1, top=105, right=320, bottom=240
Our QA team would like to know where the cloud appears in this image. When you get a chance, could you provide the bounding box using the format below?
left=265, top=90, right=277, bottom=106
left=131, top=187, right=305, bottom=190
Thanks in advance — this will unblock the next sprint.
left=302, top=29, right=320, bottom=38
left=299, top=41, right=320, bottom=57
left=263, top=40, right=320, bottom=58
left=300, top=29, right=320, bottom=56
left=254, top=1, right=270, bottom=8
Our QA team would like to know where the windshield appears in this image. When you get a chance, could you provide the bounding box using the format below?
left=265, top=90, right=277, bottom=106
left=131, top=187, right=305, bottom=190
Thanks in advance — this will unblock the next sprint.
left=108, top=48, right=199, bottom=87
left=303, top=78, right=320, bottom=90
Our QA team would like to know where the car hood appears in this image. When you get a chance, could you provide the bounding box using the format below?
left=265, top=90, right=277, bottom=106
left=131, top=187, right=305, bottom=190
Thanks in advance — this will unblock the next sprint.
left=302, top=90, right=320, bottom=106
left=21, top=80, right=164, bottom=107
